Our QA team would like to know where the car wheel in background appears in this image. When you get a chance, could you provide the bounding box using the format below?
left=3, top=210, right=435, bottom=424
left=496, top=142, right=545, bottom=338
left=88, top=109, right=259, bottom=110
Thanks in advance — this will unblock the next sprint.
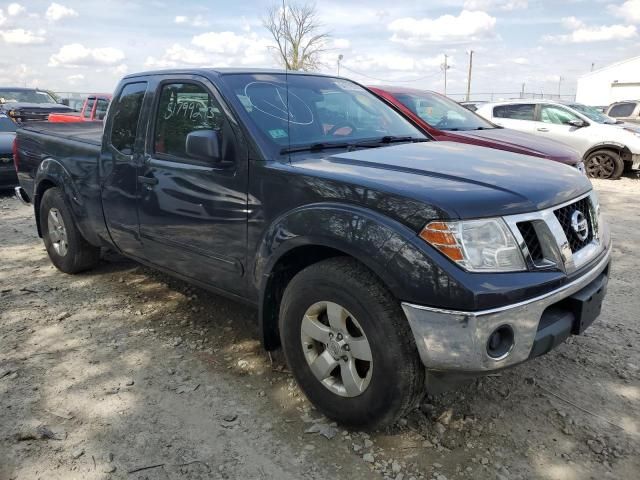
left=40, top=187, right=100, bottom=273
left=585, top=149, right=624, bottom=180
left=279, top=257, right=425, bottom=428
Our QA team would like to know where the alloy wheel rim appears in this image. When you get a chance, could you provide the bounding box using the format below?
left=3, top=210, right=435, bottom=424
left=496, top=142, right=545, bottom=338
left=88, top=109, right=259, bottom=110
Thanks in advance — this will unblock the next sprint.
left=47, top=208, right=69, bottom=257
left=300, top=301, right=373, bottom=397
left=586, top=154, right=615, bottom=178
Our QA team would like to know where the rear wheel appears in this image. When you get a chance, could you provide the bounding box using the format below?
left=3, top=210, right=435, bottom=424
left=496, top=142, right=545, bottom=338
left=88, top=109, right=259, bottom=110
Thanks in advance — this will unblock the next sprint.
left=40, top=188, right=100, bottom=273
left=279, top=257, right=425, bottom=428
left=585, top=149, right=624, bottom=179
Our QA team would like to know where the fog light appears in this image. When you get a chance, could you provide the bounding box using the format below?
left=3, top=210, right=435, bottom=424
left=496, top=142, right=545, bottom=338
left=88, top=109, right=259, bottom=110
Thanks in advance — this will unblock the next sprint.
left=486, top=325, right=514, bottom=360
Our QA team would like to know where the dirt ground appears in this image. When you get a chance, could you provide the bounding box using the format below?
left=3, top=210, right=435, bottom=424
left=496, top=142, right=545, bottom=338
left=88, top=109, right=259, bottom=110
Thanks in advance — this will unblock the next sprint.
left=1, top=176, right=638, bottom=480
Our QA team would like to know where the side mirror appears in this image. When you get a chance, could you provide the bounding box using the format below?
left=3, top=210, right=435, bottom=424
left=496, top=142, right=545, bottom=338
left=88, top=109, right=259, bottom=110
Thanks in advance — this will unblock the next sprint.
left=568, top=119, right=587, bottom=128
left=59, top=98, right=70, bottom=106
left=185, top=130, right=221, bottom=162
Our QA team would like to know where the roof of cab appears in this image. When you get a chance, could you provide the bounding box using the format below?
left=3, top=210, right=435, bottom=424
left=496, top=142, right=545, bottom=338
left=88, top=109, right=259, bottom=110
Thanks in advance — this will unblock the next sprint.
left=123, top=68, right=342, bottom=80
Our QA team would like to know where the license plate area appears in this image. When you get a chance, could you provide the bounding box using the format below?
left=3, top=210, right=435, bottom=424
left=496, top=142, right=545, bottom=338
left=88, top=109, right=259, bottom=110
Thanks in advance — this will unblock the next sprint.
left=562, top=272, right=608, bottom=335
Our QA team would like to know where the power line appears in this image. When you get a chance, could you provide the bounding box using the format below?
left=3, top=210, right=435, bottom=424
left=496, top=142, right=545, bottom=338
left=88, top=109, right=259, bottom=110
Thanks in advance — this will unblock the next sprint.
left=339, top=64, right=442, bottom=84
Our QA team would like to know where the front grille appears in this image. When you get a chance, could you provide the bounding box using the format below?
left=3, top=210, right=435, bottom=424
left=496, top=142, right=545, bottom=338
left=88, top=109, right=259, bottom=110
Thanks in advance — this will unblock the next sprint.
left=554, top=197, right=594, bottom=253
left=517, top=221, right=544, bottom=262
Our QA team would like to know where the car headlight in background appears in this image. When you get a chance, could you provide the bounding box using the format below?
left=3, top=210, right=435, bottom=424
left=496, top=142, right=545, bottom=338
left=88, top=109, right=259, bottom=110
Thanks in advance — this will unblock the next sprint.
left=576, top=162, right=587, bottom=175
left=419, top=218, right=526, bottom=272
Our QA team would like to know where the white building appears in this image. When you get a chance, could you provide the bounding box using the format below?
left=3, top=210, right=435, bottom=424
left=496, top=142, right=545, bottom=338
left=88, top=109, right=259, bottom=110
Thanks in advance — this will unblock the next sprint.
left=576, top=56, right=640, bottom=106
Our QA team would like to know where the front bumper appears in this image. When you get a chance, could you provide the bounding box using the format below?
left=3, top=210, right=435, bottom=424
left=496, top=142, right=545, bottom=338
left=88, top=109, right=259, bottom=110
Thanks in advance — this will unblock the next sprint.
left=401, top=243, right=611, bottom=372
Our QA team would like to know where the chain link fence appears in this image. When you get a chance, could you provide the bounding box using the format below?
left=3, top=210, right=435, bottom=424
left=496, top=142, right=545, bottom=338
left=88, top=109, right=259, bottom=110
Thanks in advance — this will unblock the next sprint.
left=447, top=92, right=576, bottom=102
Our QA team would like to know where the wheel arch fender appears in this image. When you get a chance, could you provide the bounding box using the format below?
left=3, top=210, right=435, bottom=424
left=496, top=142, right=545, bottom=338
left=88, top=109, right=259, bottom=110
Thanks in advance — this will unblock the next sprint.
left=33, top=158, right=86, bottom=239
left=254, top=202, right=434, bottom=350
left=583, top=142, right=630, bottom=160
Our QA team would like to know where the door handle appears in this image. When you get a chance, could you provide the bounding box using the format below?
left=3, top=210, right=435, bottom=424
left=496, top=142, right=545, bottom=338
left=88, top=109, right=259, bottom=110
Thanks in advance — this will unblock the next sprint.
left=137, top=176, right=158, bottom=185
left=537, top=127, right=549, bottom=132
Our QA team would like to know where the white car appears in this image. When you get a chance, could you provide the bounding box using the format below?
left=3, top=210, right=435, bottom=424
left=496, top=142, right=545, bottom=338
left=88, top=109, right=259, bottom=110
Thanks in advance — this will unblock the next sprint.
left=476, top=99, right=640, bottom=179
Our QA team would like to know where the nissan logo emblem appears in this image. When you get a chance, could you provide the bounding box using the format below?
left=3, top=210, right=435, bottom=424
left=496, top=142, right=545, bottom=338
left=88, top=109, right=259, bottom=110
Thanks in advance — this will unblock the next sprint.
left=571, top=210, right=589, bottom=242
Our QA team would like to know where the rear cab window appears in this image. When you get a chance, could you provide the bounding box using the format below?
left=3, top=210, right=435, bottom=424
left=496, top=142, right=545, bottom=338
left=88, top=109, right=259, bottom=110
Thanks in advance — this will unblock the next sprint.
left=608, top=102, right=636, bottom=118
left=83, top=98, right=96, bottom=119
left=493, top=104, right=535, bottom=121
left=109, top=82, right=147, bottom=155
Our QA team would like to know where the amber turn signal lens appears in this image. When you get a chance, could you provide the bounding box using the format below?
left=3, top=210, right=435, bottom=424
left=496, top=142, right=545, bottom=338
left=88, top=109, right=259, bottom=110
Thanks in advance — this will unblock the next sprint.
left=419, top=221, right=464, bottom=262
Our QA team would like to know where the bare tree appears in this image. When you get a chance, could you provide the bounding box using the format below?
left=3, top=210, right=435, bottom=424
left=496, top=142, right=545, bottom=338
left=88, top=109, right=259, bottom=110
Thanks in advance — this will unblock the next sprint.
left=263, top=2, right=329, bottom=71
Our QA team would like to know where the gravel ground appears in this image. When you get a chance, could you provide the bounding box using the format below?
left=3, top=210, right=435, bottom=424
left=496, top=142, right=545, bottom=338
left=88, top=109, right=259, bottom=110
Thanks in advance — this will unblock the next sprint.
left=1, top=177, right=638, bottom=480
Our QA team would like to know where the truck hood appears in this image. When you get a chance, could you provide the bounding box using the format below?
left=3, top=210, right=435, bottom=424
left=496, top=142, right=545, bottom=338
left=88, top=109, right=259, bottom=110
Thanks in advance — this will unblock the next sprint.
left=291, top=141, right=591, bottom=220
left=0, top=102, right=73, bottom=112
left=450, top=128, right=580, bottom=165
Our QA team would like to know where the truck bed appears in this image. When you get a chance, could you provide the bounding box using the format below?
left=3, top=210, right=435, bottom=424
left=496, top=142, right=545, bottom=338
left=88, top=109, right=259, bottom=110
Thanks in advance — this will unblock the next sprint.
left=20, top=122, right=103, bottom=146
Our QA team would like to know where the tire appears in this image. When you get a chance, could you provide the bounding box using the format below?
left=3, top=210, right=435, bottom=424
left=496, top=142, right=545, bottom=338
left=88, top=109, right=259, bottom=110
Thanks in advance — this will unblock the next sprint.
left=279, top=257, right=425, bottom=428
left=40, top=187, right=100, bottom=274
left=585, top=149, right=624, bottom=180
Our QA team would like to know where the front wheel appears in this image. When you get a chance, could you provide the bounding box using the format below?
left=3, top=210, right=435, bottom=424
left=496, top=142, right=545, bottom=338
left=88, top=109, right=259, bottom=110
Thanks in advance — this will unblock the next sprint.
left=279, top=257, right=425, bottom=428
left=585, top=149, right=624, bottom=179
left=40, top=187, right=100, bottom=273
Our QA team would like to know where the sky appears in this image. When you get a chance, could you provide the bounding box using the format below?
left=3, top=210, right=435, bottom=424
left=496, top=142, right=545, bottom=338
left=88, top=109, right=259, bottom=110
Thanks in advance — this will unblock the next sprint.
left=0, top=0, right=639, bottom=98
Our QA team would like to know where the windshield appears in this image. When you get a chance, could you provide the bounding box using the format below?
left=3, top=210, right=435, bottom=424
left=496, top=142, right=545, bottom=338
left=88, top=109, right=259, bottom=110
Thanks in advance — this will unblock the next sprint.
left=223, top=74, right=425, bottom=154
left=393, top=91, right=495, bottom=131
left=0, top=89, right=57, bottom=104
left=569, top=103, right=616, bottom=124
left=0, top=116, right=17, bottom=132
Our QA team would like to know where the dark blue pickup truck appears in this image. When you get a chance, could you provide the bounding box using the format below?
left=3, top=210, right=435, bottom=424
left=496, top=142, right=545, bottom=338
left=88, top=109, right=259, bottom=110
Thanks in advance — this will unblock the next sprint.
left=14, top=69, right=611, bottom=427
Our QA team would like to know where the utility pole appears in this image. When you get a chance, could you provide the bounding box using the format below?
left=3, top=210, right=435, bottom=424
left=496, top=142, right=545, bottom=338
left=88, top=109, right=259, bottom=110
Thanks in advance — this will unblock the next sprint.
left=441, top=54, right=451, bottom=96
left=591, top=62, right=595, bottom=72
left=521, top=82, right=525, bottom=99
left=465, top=50, right=474, bottom=101
left=337, top=54, right=343, bottom=76
left=558, top=76, right=563, bottom=99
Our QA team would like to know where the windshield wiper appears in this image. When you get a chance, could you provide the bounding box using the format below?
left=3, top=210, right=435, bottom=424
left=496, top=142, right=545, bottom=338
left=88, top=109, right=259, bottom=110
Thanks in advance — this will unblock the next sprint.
left=352, top=135, right=428, bottom=147
left=280, top=142, right=351, bottom=154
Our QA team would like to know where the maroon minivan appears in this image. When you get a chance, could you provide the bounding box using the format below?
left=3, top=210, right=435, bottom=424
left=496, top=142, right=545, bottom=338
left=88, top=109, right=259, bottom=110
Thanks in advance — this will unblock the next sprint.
left=369, top=86, right=583, bottom=169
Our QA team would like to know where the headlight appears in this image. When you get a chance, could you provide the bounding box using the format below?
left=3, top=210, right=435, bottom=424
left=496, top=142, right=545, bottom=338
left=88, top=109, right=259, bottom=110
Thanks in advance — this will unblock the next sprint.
left=419, top=218, right=526, bottom=272
left=576, top=162, right=586, bottom=175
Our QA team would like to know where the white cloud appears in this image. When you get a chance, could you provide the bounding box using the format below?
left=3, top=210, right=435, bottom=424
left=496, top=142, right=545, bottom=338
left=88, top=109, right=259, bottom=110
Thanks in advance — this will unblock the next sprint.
left=0, top=28, right=46, bottom=44
left=146, top=30, right=274, bottom=69
left=174, top=14, right=209, bottom=27
left=609, top=0, right=640, bottom=24
left=49, top=43, right=125, bottom=67
left=145, top=44, right=210, bottom=68
left=545, top=17, right=637, bottom=43
left=7, top=3, right=26, bottom=16
left=67, top=73, right=84, bottom=85
left=512, top=57, right=529, bottom=64
left=388, top=10, right=497, bottom=46
left=192, top=31, right=271, bottom=64
left=0, top=10, right=6, bottom=26
left=332, top=38, right=351, bottom=49
left=464, top=0, right=527, bottom=10
left=46, top=3, right=78, bottom=22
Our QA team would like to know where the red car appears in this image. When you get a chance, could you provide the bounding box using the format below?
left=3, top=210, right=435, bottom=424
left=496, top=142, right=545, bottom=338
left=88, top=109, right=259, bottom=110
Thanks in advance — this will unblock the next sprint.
left=48, top=94, right=111, bottom=123
left=368, top=86, right=582, bottom=168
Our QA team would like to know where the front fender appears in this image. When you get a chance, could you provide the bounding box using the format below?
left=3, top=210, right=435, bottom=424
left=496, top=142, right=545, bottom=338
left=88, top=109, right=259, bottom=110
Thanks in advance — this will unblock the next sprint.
left=253, top=202, right=471, bottom=350
left=254, top=203, right=419, bottom=296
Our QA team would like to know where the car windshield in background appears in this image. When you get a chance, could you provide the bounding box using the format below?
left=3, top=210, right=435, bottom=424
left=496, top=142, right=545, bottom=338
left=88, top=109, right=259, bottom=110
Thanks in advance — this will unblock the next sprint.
left=569, top=103, right=616, bottom=124
left=223, top=74, right=425, bottom=154
left=0, top=89, right=56, bottom=104
left=0, top=116, right=17, bottom=132
left=394, top=92, right=495, bottom=131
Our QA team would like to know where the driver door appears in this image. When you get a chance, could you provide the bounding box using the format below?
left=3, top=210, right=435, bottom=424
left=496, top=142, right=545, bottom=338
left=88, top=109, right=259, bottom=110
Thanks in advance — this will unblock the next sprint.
left=136, top=77, right=249, bottom=295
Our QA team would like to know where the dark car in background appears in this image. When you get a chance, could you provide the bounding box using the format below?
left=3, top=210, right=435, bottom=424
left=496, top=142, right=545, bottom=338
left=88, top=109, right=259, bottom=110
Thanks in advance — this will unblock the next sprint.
left=369, top=86, right=584, bottom=169
left=0, top=87, right=74, bottom=123
left=0, top=113, right=18, bottom=189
